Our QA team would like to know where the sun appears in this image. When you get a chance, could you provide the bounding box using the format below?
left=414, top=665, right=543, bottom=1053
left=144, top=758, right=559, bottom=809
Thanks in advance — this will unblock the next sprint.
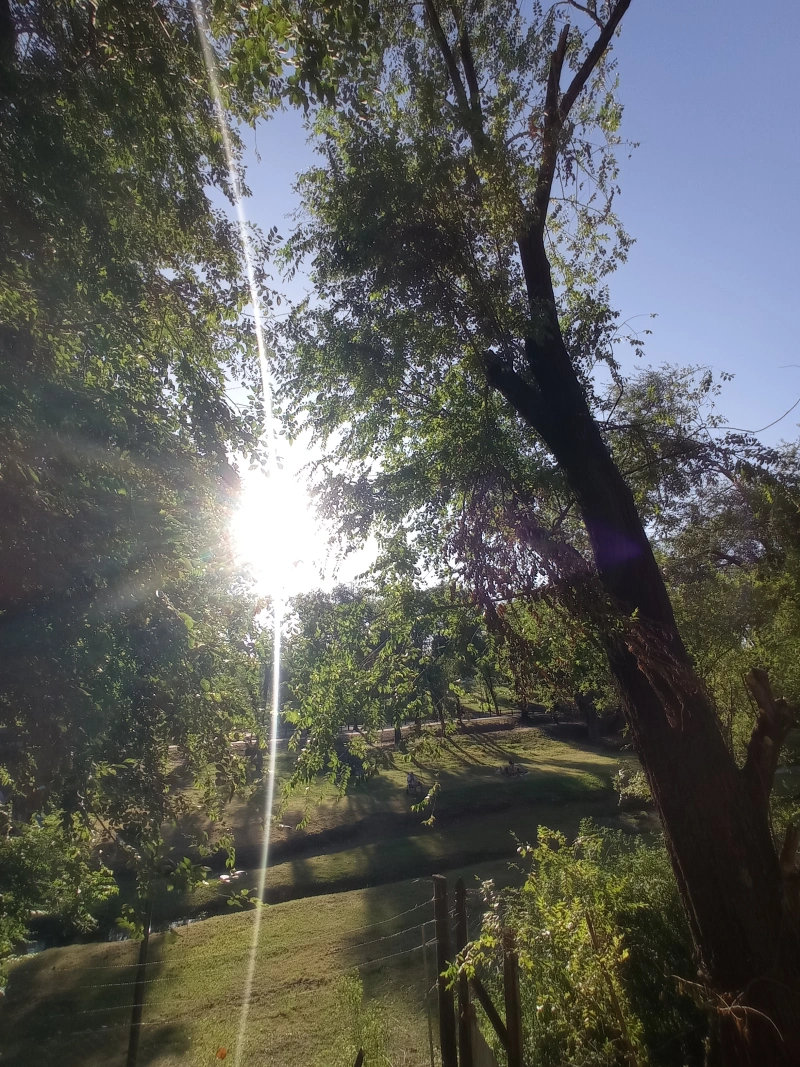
left=232, top=436, right=380, bottom=598
left=232, top=455, right=326, bottom=599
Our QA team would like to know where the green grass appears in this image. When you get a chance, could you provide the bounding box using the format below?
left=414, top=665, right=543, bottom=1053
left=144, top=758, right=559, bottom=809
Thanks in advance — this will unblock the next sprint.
left=215, top=723, right=621, bottom=857
left=1, top=724, right=644, bottom=1066
left=3, top=862, right=523, bottom=1067
left=156, top=723, right=627, bottom=916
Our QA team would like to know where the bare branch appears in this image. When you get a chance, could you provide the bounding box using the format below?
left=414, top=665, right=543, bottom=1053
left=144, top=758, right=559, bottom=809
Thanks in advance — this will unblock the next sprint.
left=559, top=0, right=632, bottom=120
left=423, top=0, right=470, bottom=113
left=555, top=0, right=603, bottom=29
left=742, top=668, right=797, bottom=808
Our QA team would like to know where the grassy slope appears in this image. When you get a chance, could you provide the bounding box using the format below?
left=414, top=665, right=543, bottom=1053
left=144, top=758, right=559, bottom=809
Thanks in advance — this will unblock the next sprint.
left=2, top=877, right=436, bottom=1066
left=162, top=723, right=626, bottom=914
left=1, top=725, right=640, bottom=1066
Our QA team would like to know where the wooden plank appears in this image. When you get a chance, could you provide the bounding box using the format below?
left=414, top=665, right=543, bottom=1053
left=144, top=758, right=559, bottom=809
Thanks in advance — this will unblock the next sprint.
left=455, top=878, right=474, bottom=1067
left=470, top=975, right=509, bottom=1052
left=503, top=929, right=524, bottom=1067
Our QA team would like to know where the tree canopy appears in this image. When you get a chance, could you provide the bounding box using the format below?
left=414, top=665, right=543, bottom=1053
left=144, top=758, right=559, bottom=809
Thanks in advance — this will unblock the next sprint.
left=0, top=0, right=372, bottom=946
left=272, top=1, right=800, bottom=1059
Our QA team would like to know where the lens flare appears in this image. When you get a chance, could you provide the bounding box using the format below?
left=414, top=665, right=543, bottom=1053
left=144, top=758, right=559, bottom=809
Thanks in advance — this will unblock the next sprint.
left=190, top=4, right=284, bottom=1063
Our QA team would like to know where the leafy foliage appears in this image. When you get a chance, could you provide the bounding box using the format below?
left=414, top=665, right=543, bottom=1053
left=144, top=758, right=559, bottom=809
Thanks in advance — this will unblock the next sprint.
left=0, top=0, right=380, bottom=949
left=462, top=822, right=704, bottom=1066
left=273, top=0, right=636, bottom=583
left=0, top=0, right=336, bottom=937
left=282, top=583, right=502, bottom=790
left=0, top=813, right=117, bottom=984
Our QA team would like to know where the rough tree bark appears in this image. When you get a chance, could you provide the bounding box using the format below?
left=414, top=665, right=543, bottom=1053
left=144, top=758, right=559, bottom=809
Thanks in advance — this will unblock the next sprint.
left=425, top=1, right=800, bottom=1061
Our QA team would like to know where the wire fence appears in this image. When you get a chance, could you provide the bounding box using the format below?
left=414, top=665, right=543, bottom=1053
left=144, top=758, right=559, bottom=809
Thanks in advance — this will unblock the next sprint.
left=2, top=882, right=487, bottom=1066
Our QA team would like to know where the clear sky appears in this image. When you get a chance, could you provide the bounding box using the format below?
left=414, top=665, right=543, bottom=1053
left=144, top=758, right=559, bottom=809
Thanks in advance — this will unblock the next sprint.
left=232, top=0, right=800, bottom=592
left=608, top=0, right=800, bottom=440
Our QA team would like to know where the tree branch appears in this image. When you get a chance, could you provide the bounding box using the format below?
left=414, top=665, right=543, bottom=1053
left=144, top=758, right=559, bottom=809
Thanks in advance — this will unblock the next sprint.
left=423, top=0, right=470, bottom=113
left=458, top=20, right=481, bottom=111
left=555, top=0, right=603, bottom=29
left=481, top=352, right=549, bottom=436
left=780, top=823, right=800, bottom=877
left=559, top=0, right=632, bottom=119
left=742, top=668, right=797, bottom=809
left=531, top=23, right=570, bottom=229
left=0, top=0, right=16, bottom=66
left=530, top=0, right=632, bottom=232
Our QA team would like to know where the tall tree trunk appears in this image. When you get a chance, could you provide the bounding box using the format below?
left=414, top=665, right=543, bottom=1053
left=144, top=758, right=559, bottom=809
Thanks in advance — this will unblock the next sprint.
left=420, top=1, right=800, bottom=1055
left=576, top=693, right=599, bottom=745
left=484, top=229, right=800, bottom=1063
left=481, top=668, right=500, bottom=715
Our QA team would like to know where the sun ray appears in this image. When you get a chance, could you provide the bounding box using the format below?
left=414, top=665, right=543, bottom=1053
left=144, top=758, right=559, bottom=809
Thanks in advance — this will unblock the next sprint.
left=188, top=4, right=286, bottom=1063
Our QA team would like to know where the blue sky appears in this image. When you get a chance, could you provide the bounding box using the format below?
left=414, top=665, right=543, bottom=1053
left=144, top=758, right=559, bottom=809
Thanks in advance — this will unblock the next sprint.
left=608, top=0, right=800, bottom=441
left=232, top=0, right=800, bottom=589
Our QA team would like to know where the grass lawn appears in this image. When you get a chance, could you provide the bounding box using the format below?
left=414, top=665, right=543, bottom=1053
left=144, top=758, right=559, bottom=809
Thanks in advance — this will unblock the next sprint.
left=155, top=721, right=629, bottom=915
left=1, top=723, right=646, bottom=1066
left=2, top=862, right=519, bottom=1067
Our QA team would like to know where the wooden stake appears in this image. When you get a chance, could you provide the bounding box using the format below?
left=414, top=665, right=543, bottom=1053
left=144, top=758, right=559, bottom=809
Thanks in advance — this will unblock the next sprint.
left=433, top=875, right=458, bottom=1067
left=422, top=921, right=436, bottom=1067
left=469, top=976, right=509, bottom=1053
left=503, top=929, right=524, bottom=1067
left=126, top=897, right=153, bottom=1067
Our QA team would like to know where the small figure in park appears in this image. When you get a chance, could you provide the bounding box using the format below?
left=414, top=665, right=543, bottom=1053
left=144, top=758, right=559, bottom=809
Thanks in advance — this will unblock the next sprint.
left=407, top=771, right=423, bottom=794
left=502, top=757, right=526, bottom=776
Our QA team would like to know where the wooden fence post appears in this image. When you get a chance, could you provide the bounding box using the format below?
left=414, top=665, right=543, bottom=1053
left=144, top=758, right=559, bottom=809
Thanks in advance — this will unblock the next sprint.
left=433, top=875, right=458, bottom=1067
left=455, top=878, right=474, bottom=1067
left=503, top=929, right=524, bottom=1067
left=126, top=897, right=153, bottom=1067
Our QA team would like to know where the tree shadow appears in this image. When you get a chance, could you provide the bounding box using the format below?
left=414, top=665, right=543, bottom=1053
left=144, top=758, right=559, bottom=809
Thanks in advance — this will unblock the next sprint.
left=0, top=932, right=190, bottom=1067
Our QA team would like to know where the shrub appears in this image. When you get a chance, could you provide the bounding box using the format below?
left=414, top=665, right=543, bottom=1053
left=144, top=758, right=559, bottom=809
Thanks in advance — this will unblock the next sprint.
left=461, top=822, right=704, bottom=1066
left=0, top=812, right=117, bottom=985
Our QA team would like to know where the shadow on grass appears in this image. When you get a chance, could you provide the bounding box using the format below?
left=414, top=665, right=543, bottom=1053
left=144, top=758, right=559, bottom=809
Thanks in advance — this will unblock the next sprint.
left=0, top=936, right=189, bottom=1067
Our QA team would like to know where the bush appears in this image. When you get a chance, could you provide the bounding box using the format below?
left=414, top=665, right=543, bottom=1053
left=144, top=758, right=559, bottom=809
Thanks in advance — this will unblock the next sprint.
left=461, top=822, right=704, bottom=1066
left=0, top=812, right=117, bottom=985
left=615, top=765, right=653, bottom=810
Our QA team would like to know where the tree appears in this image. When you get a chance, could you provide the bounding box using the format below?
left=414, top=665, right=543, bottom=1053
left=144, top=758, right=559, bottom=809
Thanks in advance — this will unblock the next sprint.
left=661, top=438, right=800, bottom=767
left=274, top=2, right=800, bottom=1059
left=0, top=813, right=118, bottom=985
left=496, top=598, right=616, bottom=738
left=282, top=582, right=499, bottom=788
left=0, top=0, right=373, bottom=925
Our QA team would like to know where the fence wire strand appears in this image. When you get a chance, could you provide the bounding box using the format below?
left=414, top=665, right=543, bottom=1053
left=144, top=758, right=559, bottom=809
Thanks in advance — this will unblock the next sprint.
left=14, top=884, right=478, bottom=1052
